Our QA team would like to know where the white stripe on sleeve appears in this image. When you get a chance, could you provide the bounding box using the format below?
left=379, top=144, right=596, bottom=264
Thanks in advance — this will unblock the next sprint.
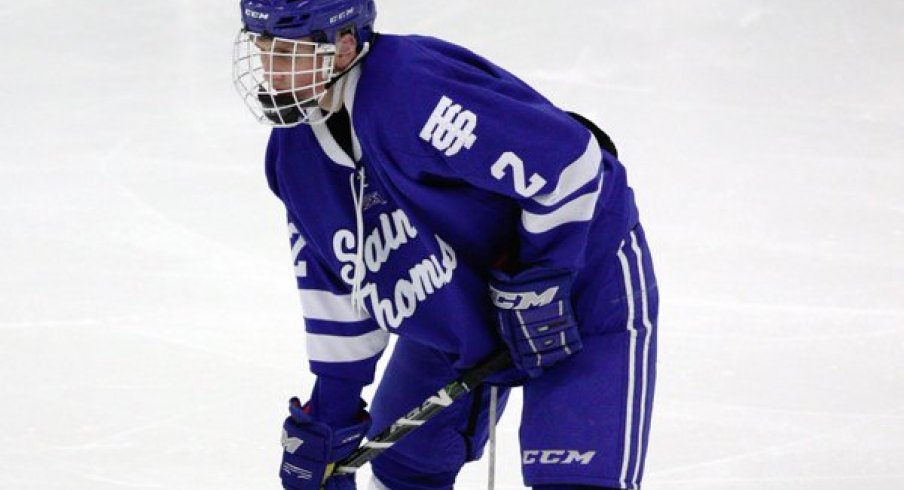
left=532, top=134, right=602, bottom=207
left=299, top=289, right=371, bottom=322
left=521, top=172, right=604, bottom=234
left=306, top=329, right=389, bottom=363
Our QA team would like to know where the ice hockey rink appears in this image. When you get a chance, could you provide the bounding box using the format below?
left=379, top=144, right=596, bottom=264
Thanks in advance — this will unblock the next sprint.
left=1, top=0, right=902, bottom=488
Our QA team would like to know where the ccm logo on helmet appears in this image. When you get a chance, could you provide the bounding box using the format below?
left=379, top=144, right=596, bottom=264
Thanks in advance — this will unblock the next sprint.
left=244, top=9, right=269, bottom=20
left=490, top=286, right=558, bottom=310
left=522, top=450, right=596, bottom=465
left=329, top=7, right=355, bottom=25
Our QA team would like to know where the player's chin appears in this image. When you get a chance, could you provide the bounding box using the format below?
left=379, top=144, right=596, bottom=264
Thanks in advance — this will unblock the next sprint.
left=271, top=89, right=315, bottom=106
left=291, top=88, right=319, bottom=104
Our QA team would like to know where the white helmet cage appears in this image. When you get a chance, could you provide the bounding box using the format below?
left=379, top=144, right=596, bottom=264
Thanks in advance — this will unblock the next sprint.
left=232, top=30, right=339, bottom=127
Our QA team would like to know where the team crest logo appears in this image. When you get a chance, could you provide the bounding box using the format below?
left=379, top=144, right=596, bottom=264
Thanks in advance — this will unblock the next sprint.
left=362, top=191, right=387, bottom=211
left=419, top=95, right=478, bottom=157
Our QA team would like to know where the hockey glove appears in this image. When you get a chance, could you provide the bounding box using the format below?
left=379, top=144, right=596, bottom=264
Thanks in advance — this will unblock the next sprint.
left=489, top=268, right=583, bottom=379
left=280, top=397, right=370, bottom=490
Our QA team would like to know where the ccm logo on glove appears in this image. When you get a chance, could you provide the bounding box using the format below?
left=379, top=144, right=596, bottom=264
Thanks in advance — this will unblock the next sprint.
left=490, top=285, right=559, bottom=310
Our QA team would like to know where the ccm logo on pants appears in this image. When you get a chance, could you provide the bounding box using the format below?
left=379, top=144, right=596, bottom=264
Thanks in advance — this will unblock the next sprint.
left=522, top=450, right=596, bottom=465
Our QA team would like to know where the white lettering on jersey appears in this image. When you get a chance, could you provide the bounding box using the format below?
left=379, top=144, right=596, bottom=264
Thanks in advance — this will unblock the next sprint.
left=522, top=450, right=596, bottom=465
left=289, top=222, right=307, bottom=278
left=490, top=152, right=547, bottom=198
left=331, top=209, right=458, bottom=330
left=360, top=235, right=458, bottom=330
left=333, top=209, right=419, bottom=284
left=419, top=95, right=478, bottom=157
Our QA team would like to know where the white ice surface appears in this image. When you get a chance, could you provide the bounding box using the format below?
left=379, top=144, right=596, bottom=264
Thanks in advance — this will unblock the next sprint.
left=1, top=1, right=902, bottom=489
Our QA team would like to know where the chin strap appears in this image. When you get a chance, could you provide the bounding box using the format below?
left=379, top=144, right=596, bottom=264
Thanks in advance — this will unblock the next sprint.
left=320, top=40, right=372, bottom=115
left=325, top=41, right=371, bottom=90
left=306, top=41, right=371, bottom=125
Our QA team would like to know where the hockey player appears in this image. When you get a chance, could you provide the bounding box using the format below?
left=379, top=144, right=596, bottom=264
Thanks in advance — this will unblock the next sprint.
left=232, top=1, right=658, bottom=489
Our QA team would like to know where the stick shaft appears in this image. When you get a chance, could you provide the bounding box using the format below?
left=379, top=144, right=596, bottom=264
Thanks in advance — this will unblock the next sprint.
left=333, top=351, right=511, bottom=475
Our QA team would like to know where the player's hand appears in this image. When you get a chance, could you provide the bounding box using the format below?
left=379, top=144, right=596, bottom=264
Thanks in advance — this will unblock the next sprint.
left=280, top=397, right=370, bottom=490
left=489, top=268, right=583, bottom=379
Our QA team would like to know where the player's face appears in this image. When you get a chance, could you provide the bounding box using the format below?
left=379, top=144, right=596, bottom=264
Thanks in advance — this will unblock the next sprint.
left=254, top=36, right=329, bottom=102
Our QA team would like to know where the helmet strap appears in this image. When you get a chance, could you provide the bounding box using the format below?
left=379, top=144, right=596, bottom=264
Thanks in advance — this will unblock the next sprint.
left=310, top=41, right=371, bottom=124
left=325, top=41, right=371, bottom=91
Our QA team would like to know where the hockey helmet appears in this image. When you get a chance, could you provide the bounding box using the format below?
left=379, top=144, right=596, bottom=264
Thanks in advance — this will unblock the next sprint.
left=233, top=0, right=377, bottom=127
left=240, top=0, right=376, bottom=46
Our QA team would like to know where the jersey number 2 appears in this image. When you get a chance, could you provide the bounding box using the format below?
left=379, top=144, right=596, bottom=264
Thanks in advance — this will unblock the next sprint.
left=490, top=152, right=547, bottom=198
left=288, top=222, right=308, bottom=278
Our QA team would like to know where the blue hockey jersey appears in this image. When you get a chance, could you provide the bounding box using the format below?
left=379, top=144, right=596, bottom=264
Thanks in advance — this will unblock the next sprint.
left=265, top=34, right=640, bottom=389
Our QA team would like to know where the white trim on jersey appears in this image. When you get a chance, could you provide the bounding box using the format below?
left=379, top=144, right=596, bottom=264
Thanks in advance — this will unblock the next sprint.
left=306, top=329, right=389, bottom=363
left=312, top=119, right=356, bottom=168
left=342, top=65, right=364, bottom=162
left=299, top=289, right=371, bottom=322
left=310, top=65, right=364, bottom=168
left=521, top=171, right=604, bottom=234
left=532, top=134, right=602, bottom=207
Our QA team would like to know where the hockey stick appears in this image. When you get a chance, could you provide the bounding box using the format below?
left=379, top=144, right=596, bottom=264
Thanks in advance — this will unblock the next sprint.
left=330, top=350, right=512, bottom=477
